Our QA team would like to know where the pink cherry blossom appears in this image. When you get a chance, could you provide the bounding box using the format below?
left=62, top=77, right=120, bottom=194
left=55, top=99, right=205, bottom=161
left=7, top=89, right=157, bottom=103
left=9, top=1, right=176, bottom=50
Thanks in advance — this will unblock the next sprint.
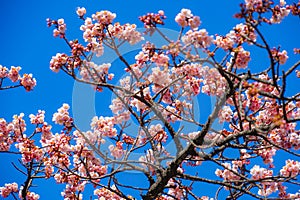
left=52, top=18, right=67, bottom=37
left=270, top=4, right=290, bottom=24
left=8, top=66, right=21, bottom=82
left=150, top=52, right=169, bottom=67
left=148, top=66, right=171, bottom=88
left=90, top=116, right=117, bottom=137
left=94, top=185, right=124, bottom=200
left=271, top=49, right=288, bottom=65
left=0, top=65, right=8, bottom=78
left=218, top=106, right=233, bottom=123
left=214, top=32, right=236, bottom=50
left=234, top=23, right=257, bottom=44
left=165, top=179, right=186, bottom=199
left=256, top=147, right=276, bottom=164
left=15, top=137, right=43, bottom=163
left=227, top=46, right=250, bottom=69
left=79, top=61, right=113, bottom=84
left=92, top=10, right=116, bottom=25
left=89, top=38, right=104, bottom=57
left=245, top=0, right=263, bottom=9
left=76, top=7, right=86, bottom=17
left=280, top=159, right=300, bottom=177
left=175, top=8, right=201, bottom=29
left=0, top=183, right=18, bottom=198
left=162, top=105, right=181, bottom=122
left=148, top=124, right=168, bottom=143
left=20, top=73, right=36, bottom=91
left=250, top=165, right=273, bottom=180
left=12, top=113, right=27, bottom=138
left=201, top=67, right=227, bottom=96
left=182, top=29, right=213, bottom=48
left=215, top=162, right=241, bottom=182
left=108, top=23, right=144, bottom=45
left=50, top=53, right=68, bottom=72
left=29, top=110, right=45, bottom=124
left=52, top=103, right=73, bottom=127
left=22, top=191, right=40, bottom=200
left=109, top=141, right=124, bottom=158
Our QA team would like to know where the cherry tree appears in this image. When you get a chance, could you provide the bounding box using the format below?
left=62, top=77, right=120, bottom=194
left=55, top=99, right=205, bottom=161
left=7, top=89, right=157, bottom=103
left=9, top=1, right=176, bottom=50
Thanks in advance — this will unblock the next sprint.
left=1, top=0, right=300, bottom=199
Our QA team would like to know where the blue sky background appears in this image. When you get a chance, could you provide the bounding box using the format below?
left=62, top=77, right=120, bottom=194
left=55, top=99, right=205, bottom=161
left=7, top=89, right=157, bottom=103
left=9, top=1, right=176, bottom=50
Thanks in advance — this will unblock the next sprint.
left=0, top=0, right=299, bottom=199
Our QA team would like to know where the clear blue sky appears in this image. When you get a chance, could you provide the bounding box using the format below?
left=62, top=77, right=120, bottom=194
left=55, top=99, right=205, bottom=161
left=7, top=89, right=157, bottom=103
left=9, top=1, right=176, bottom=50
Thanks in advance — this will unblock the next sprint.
left=0, top=0, right=299, bottom=199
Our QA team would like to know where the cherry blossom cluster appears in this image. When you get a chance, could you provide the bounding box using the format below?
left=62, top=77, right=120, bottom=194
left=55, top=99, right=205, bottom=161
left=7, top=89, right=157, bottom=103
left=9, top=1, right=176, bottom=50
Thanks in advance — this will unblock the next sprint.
left=90, top=116, right=117, bottom=138
left=150, top=52, right=170, bottom=67
left=79, top=61, right=114, bottom=84
left=79, top=9, right=143, bottom=46
left=161, top=105, right=182, bottom=122
left=0, top=113, right=26, bottom=151
left=164, top=179, right=186, bottom=199
left=76, top=7, right=86, bottom=18
left=270, top=0, right=290, bottom=24
left=268, top=122, right=300, bottom=150
left=109, top=97, right=131, bottom=124
left=160, top=99, right=192, bottom=123
left=237, top=0, right=294, bottom=25
left=54, top=173, right=84, bottom=199
left=201, top=66, right=227, bottom=96
left=61, top=184, right=83, bottom=200
left=244, top=0, right=264, bottom=10
left=108, top=23, right=144, bottom=45
left=214, top=33, right=236, bottom=51
left=255, top=147, right=276, bottom=164
left=23, top=191, right=40, bottom=200
left=234, top=23, right=257, bottom=44
left=148, top=124, right=168, bottom=143
left=250, top=165, right=279, bottom=196
left=0, top=118, right=13, bottom=151
left=8, top=66, right=20, bottom=82
left=109, top=141, right=124, bottom=158
left=227, top=46, right=251, bottom=69
left=148, top=66, right=172, bottom=90
left=92, top=10, right=116, bottom=25
left=29, top=110, right=45, bottom=124
left=181, top=29, right=213, bottom=49
left=94, top=185, right=124, bottom=200
left=52, top=103, right=73, bottom=127
left=215, top=162, right=242, bottom=182
left=0, top=183, right=18, bottom=198
left=43, top=133, right=72, bottom=169
left=88, top=38, right=104, bottom=57
left=130, top=88, right=150, bottom=111
left=0, top=65, right=36, bottom=91
left=47, top=18, right=67, bottom=37
left=20, top=73, right=36, bottom=91
left=50, top=53, right=68, bottom=72
left=175, top=8, right=201, bottom=30
left=139, top=10, right=166, bottom=29
left=214, top=23, right=256, bottom=50
left=142, top=58, right=229, bottom=102
left=280, top=159, right=300, bottom=177
left=0, top=183, right=39, bottom=200
left=71, top=136, right=107, bottom=178
left=15, top=137, right=43, bottom=164
left=218, top=106, right=233, bottom=123
left=271, top=48, right=288, bottom=65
